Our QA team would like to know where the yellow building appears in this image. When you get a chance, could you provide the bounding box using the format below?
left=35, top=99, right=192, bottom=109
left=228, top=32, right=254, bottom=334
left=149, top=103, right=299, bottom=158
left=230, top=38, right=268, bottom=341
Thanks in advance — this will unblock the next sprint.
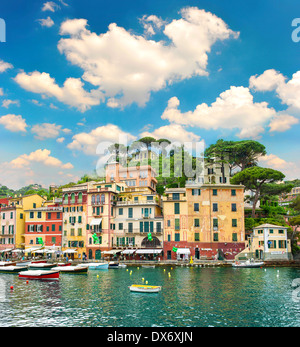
left=0, top=194, right=46, bottom=252
left=163, top=184, right=245, bottom=260
left=236, top=223, right=292, bottom=261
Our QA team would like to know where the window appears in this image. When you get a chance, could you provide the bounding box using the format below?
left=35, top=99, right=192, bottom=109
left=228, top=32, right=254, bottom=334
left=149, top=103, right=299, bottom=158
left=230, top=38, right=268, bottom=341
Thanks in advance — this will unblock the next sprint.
left=30, top=212, right=34, bottom=219
left=128, top=208, right=133, bottom=218
left=57, top=212, right=60, bottom=219
left=232, top=219, right=237, bottom=227
left=20, top=213, right=23, bottom=219
left=157, top=222, right=162, bottom=233
left=213, top=189, right=218, bottom=196
left=278, top=229, right=284, bottom=234
left=194, top=203, right=199, bottom=212
left=174, top=203, right=180, bottom=214
left=119, top=223, right=123, bottom=230
left=46, top=226, right=49, bottom=231
left=194, top=219, right=200, bottom=227
left=140, top=221, right=143, bottom=233
left=37, top=212, right=42, bottom=219
left=231, top=189, right=236, bottom=196
left=70, top=229, right=75, bottom=236
left=175, top=233, right=180, bottom=241
left=33, top=203, right=36, bottom=208
left=47, top=212, right=52, bottom=219
left=175, top=218, right=180, bottom=231
left=78, top=216, right=82, bottom=223
left=71, top=193, right=75, bottom=204
left=167, top=235, right=171, bottom=242
left=192, top=189, right=201, bottom=196
left=194, top=233, right=200, bottom=241
left=232, top=203, right=237, bottom=212
left=96, top=195, right=100, bottom=204
left=64, top=194, right=68, bottom=204
left=78, top=228, right=82, bottom=236
left=213, top=233, right=219, bottom=241
left=278, top=240, right=287, bottom=248
left=128, top=223, right=133, bottom=233
left=10, top=212, right=13, bottom=219
left=52, top=224, right=55, bottom=231
left=268, top=240, right=276, bottom=249
left=213, top=218, right=218, bottom=229
left=232, top=233, right=238, bottom=241
left=172, top=193, right=180, bottom=200
left=147, top=196, right=153, bottom=201
left=213, top=203, right=218, bottom=212
left=51, top=237, right=56, bottom=244
left=78, top=192, right=82, bottom=203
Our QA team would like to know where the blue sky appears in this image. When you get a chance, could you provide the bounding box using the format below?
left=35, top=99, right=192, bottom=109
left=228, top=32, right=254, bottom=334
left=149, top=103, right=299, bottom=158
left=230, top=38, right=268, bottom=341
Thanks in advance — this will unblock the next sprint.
left=0, top=0, right=299, bottom=189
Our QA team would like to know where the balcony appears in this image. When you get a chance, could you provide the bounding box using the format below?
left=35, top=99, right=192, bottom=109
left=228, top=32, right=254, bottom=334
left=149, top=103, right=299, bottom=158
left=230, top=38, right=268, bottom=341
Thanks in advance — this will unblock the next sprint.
left=116, top=200, right=159, bottom=206
left=122, top=228, right=163, bottom=235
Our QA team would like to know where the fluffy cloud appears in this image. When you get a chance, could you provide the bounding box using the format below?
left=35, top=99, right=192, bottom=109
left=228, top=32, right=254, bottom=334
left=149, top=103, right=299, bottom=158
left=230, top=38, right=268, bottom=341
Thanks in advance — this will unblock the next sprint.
left=14, top=71, right=103, bottom=112
left=0, top=60, right=13, bottom=73
left=42, top=1, right=60, bottom=12
left=31, top=123, right=71, bottom=140
left=250, top=69, right=300, bottom=110
left=0, top=114, right=28, bottom=132
left=269, top=114, right=299, bottom=132
left=57, top=7, right=238, bottom=108
left=37, top=16, right=55, bottom=27
left=67, top=124, right=137, bottom=155
left=161, top=87, right=276, bottom=139
left=140, top=124, right=200, bottom=144
left=9, top=149, right=73, bottom=169
left=1, top=99, right=20, bottom=108
left=0, top=149, right=74, bottom=189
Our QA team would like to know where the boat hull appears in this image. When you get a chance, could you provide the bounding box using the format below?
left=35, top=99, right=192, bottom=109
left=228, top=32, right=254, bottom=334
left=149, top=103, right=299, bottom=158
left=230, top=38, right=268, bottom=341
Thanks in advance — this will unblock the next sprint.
left=29, top=263, right=56, bottom=270
left=88, top=263, right=109, bottom=270
left=129, top=285, right=161, bottom=293
left=18, top=270, right=60, bottom=280
left=232, top=262, right=264, bottom=268
left=52, top=265, right=88, bottom=274
left=0, top=266, right=28, bottom=273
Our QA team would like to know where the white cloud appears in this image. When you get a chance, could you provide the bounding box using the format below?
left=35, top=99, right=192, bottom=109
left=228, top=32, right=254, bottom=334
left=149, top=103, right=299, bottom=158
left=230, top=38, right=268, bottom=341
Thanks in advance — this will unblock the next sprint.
left=140, top=124, right=200, bottom=144
left=269, top=114, right=299, bottom=132
left=0, top=60, right=13, bottom=73
left=42, top=1, right=60, bottom=12
left=14, top=71, right=103, bottom=112
left=57, top=7, right=238, bottom=108
left=2, top=99, right=20, bottom=108
left=258, top=154, right=289, bottom=170
left=56, top=137, right=65, bottom=143
left=37, top=16, right=55, bottom=27
left=10, top=149, right=73, bottom=169
left=67, top=124, right=137, bottom=155
left=0, top=149, right=74, bottom=189
left=250, top=69, right=300, bottom=110
left=31, top=123, right=71, bottom=140
left=161, top=87, right=276, bottom=139
left=0, top=114, right=28, bottom=132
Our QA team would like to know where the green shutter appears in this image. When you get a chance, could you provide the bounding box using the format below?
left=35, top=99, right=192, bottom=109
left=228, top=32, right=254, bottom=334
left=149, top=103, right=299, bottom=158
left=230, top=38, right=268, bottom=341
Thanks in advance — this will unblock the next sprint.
left=140, top=221, right=143, bottom=233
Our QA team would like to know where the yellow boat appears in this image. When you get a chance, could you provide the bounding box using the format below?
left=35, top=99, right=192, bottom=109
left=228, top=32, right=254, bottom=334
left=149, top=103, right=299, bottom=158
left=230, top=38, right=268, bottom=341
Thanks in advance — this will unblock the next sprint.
left=129, top=284, right=161, bottom=293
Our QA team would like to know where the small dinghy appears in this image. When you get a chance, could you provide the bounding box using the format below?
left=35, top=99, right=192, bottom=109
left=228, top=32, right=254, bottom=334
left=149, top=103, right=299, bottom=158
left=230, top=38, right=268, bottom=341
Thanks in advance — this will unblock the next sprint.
left=108, top=262, right=119, bottom=269
left=87, top=262, right=109, bottom=270
left=232, top=259, right=264, bottom=268
left=0, top=265, right=28, bottom=273
left=29, top=263, right=56, bottom=270
left=129, top=284, right=161, bottom=293
left=18, top=270, right=60, bottom=280
left=52, top=265, right=88, bottom=274
left=142, top=265, right=155, bottom=268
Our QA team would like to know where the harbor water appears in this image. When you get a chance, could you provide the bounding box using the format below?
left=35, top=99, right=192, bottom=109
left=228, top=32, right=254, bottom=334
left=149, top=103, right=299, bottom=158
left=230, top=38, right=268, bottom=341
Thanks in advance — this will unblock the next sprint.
left=1, top=266, right=300, bottom=327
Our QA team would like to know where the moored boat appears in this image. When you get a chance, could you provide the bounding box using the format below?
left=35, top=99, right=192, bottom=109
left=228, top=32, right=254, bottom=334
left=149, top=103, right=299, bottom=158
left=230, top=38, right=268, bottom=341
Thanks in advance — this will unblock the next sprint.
left=232, top=260, right=264, bottom=268
left=57, top=262, right=72, bottom=267
left=18, top=270, right=60, bottom=280
left=108, top=262, right=119, bottom=269
left=52, top=265, right=88, bottom=274
left=87, top=262, right=109, bottom=270
left=129, top=284, right=161, bottom=293
left=142, top=265, right=155, bottom=268
left=0, top=261, right=17, bottom=267
left=29, top=263, right=56, bottom=270
left=0, top=265, right=28, bottom=273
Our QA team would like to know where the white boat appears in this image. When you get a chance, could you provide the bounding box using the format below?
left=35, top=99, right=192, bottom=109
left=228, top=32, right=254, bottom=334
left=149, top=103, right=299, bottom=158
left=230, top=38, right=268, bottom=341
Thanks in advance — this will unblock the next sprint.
left=129, top=284, right=161, bottom=293
left=0, top=265, right=28, bottom=273
left=87, top=262, right=109, bottom=270
left=52, top=265, right=88, bottom=274
left=232, top=260, right=264, bottom=268
left=118, top=264, right=127, bottom=268
left=29, top=263, right=56, bottom=270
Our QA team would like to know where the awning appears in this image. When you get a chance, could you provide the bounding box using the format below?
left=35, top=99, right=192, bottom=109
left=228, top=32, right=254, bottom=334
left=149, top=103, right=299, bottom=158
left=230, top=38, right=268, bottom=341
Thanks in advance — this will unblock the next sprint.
left=25, top=247, right=43, bottom=253
left=177, top=248, right=191, bottom=255
left=0, top=248, right=13, bottom=252
left=63, top=249, right=78, bottom=253
left=122, top=249, right=136, bottom=254
left=90, top=218, right=102, bottom=226
left=103, top=250, right=122, bottom=255
left=136, top=249, right=163, bottom=254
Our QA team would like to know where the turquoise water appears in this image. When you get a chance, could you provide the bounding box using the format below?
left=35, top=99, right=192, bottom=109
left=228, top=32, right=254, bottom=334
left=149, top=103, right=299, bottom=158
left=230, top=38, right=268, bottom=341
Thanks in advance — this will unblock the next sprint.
left=0, top=266, right=300, bottom=327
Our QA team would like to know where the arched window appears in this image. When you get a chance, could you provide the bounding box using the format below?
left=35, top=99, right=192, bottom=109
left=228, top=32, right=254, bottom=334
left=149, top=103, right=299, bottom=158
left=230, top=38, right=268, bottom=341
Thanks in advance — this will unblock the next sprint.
left=78, top=192, right=82, bottom=203
left=141, top=236, right=161, bottom=248
left=63, top=194, right=68, bottom=204
left=71, top=193, right=75, bottom=204
left=92, top=195, right=95, bottom=204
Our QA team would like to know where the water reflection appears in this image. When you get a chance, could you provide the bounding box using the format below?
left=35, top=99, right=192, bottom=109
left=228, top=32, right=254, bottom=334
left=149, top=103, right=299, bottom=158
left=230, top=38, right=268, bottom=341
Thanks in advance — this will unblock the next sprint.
left=0, top=267, right=300, bottom=327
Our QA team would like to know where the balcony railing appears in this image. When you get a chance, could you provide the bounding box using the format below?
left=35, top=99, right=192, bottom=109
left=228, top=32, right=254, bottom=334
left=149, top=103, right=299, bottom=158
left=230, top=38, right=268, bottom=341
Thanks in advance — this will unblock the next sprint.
left=120, top=228, right=163, bottom=234
left=116, top=200, right=159, bottom=206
